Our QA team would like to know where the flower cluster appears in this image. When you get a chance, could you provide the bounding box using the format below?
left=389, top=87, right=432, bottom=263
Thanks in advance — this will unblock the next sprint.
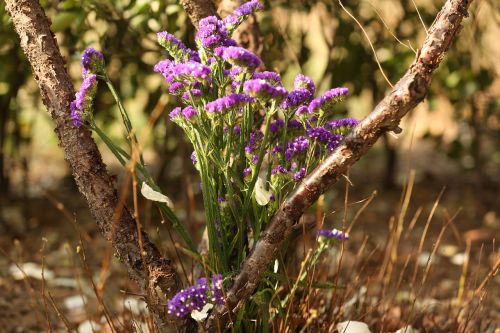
left=206, top=93, right=254, bottom=114
left=196, top=16, right=236, bottom=50
left=309, top=87, right=349, bottom=113
left=167, top=274, right=224, bottom=318
left=68, top=1, right=361, bottom=324
left=157, top=31, right=195, bottom=62
left=285, top=136, right=309, bottom=161
left=216, top=46, right=261, bottom=70
left=152, top=0, right=359, bottom=298
left=224, top=0, right=263, bottom=33
left=80, top=48, right=104, bottom=78
left=243, top=79, right=287, bottom=100
left=70, top=48, right=104, bottom=127
left=253, top=71, right=282, bottom=85
left=294, top=74, right=316, bottom=94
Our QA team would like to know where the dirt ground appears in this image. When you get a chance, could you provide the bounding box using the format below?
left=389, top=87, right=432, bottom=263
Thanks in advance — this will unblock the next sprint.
left=0, top=146, right=498, bottom=333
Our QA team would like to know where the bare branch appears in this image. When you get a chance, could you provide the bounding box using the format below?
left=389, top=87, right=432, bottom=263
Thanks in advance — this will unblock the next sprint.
left=4, top=1, right=183, bottom=331
left=206, top=0, right=474, bottom=329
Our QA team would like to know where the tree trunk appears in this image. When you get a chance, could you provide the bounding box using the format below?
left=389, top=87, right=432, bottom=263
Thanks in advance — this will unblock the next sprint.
left=4, top=1, right=184, bottom=331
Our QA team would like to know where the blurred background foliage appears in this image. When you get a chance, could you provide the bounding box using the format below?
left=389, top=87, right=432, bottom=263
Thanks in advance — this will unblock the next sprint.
left=0, top=3, right=498, bottom=330
left=0, top=0, right=499, bottom=220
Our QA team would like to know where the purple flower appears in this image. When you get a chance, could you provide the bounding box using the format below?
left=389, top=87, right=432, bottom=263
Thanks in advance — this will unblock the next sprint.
left=243, top=79, right=287, bottom=100
left=154, top=59, right=174, bottom=80
left=306, top=127, right=343, bottom=152
left=308, top=87, right=349, bottom=113
left=70, top=74, right=98, bottom=127
left=182, top=106, right=198, bottom=120
left=253, top=71, right=282, bottom=86
left=229, top=66, right=246, bottom=91
left=245, top=130, right=263, bottom=154
left=306, top=126, right=334, bottom=143
left=172, top=61, right=211, bottom=82
left=211, top=274, right=224, bottom=305
left=292, top=167, right=306, bottom=181
left=191, top=151, right=197, bottom=165
left=296, top=105, right=309, bottom=116
left=281, top=88, right=313, bottom=109
left=70, top=101, right=82, bottom=127
left=217, top=46, right=261, bottom=70
left=285, top=136, right=309, bottom=161
left=294, top=74, right=315, bottom=95
left=325, top=118, right=359, bottom=131
left=81, top=48, right=104, bottom=78
left=74, top=74, right=97, bottom=110
left=318, top=228, right=349, bottom=241
left=196, top=16, right=236, bottom=49
left=169, top=107, right=182, bottom=119
left=230, top=66, right=244, bottom=79
left=270, top=119, right=285, bottom=133
left=235, top=0, right=263, bottom=16
left=224, top=0, right=263, bottom=31
left=205, top=93, right=253, bottom=114
left=189, top=50, right=201, bottom=62
left=182, top=89, right=203, bottom=100
left=167, top=274, right=224, bottom=318
left=243, top=167, right=252, bottom=177
left=326, top=135, right=343, bottom=151
left=272, top=144, right=282, bottom=154
left=287, top=119, right=302, bottom=128
left=169, top=81, right=185, bottom=94
left=157, top=31, right=192, bottom=61
left=223, top=15, right=239, bottom=29
left=155, top=60, right=209, bottom=93
left=271, top=165, right=288, bottom=175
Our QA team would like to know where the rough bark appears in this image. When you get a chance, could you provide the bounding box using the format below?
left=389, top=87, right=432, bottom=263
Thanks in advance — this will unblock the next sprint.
left=179, top=0, right=218, bottom=28
left=4, top=1, right=183, bottom=331
left=205, top=0, right=474, bottom=329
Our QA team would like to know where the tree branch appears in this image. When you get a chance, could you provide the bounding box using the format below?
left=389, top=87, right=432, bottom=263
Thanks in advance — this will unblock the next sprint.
left=179, top=0, right=218, bottom=28
left=206, top=0, right=474, bottom=329
left=4, top=1, right=183, bottom=331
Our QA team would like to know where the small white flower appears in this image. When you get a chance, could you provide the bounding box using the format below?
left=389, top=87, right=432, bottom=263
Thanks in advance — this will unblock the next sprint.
left=191, top=303, right=214, bottom=321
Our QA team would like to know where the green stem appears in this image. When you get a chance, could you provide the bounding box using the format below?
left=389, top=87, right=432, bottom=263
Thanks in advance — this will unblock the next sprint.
left=104, top=77, right=145, bottom=166
left=91, top=122, right=197, bottom=253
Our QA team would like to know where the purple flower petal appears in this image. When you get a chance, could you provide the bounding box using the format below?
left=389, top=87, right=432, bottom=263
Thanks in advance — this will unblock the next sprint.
left=243, top=79, right=287, bottom=100
left=308, top=87, right=349, bottom=113
left=81, top=48, right=104, bottom=78
left=218, top=46, right=261, bottom=70
left=294, top=74, right=315, bottom=95
left=318, top=228, right=349, bottom=241
left=206, top=93, right=253, bottom=114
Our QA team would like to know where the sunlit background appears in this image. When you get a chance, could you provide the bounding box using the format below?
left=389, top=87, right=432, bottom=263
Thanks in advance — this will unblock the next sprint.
left=0, top=0, right=498, bottom=331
